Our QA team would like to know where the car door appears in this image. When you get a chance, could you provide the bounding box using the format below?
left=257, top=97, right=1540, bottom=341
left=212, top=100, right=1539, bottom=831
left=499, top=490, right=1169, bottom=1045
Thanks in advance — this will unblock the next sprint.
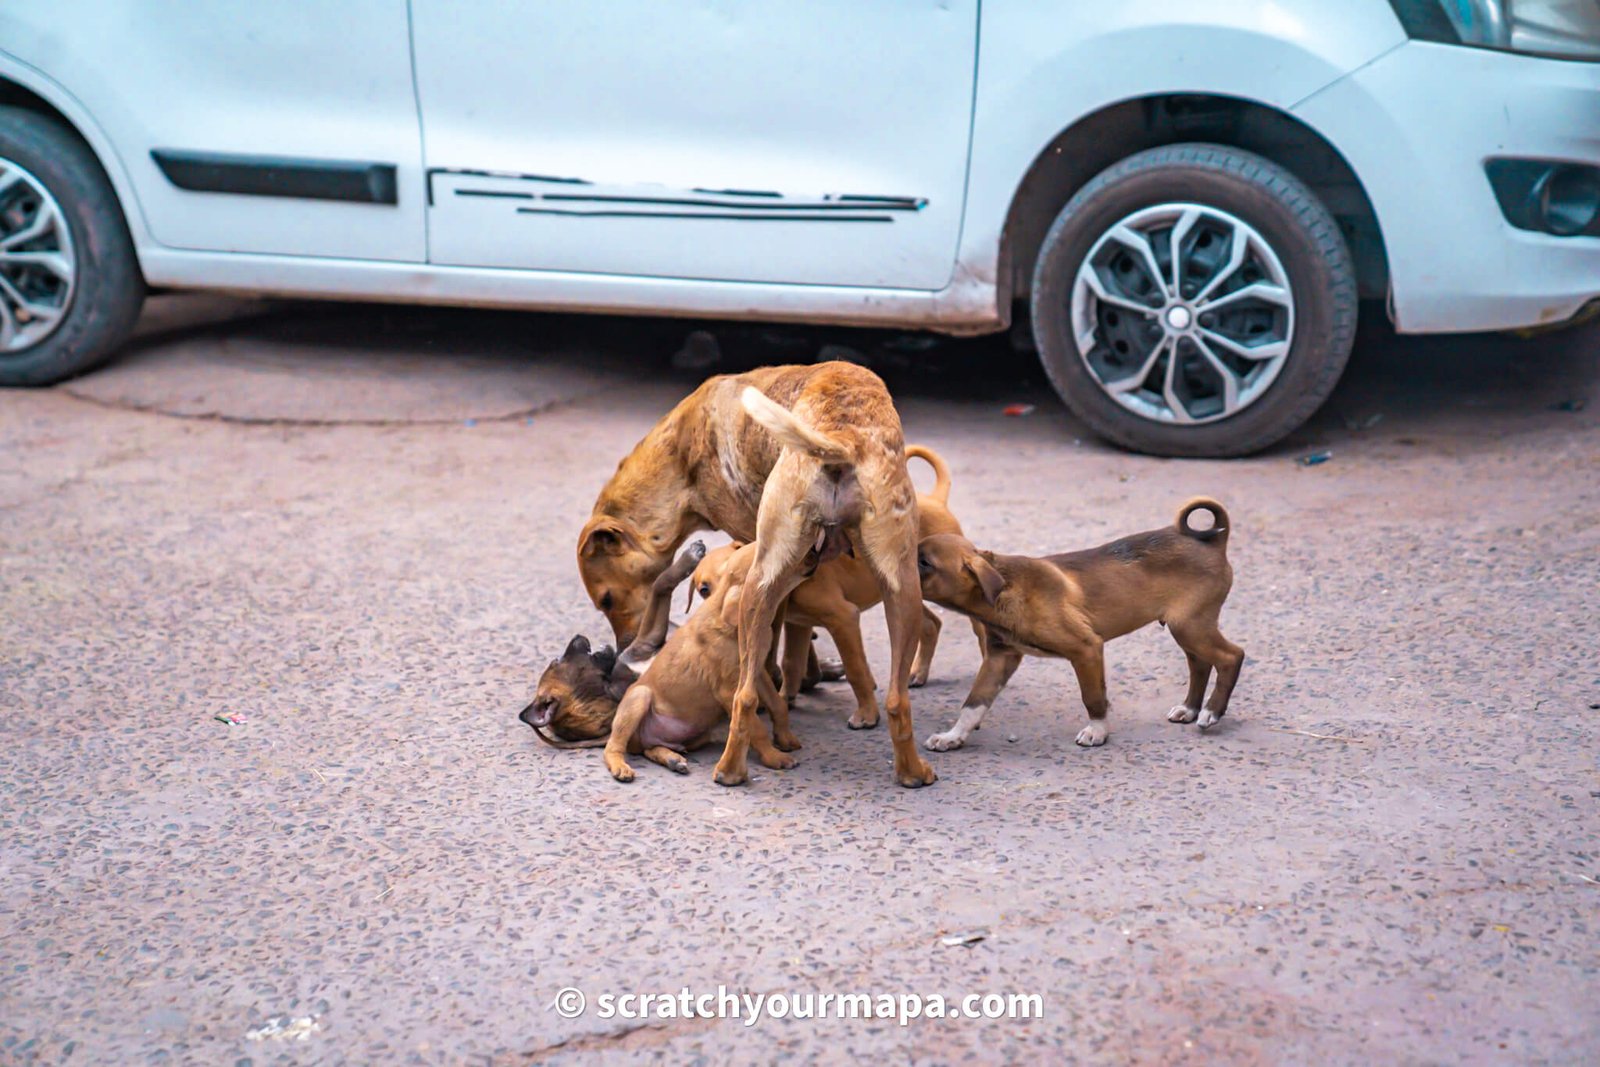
left=409, top=1, right=977, bottom=290
left=1, top=1, right=425, bottom=262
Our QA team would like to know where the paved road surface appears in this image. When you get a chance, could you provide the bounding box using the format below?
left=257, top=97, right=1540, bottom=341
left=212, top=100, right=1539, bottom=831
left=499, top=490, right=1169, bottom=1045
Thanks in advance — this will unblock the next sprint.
left=2, top=299, right=1597, bottom=1064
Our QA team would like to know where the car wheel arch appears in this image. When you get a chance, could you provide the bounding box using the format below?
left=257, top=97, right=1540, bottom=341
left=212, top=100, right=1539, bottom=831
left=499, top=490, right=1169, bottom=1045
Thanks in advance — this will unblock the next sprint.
left=996, top=92, right=1391, bottom=317
left=0, top=63, right=153, bottom=254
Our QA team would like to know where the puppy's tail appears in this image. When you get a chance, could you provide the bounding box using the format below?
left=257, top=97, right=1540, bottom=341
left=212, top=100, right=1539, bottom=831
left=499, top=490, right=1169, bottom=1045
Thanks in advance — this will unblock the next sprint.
left=905, top=444, right=952, bottom=506
left=741, top=387, right=852, bottom=463
left=1177, top=498, right=1230, bottom=546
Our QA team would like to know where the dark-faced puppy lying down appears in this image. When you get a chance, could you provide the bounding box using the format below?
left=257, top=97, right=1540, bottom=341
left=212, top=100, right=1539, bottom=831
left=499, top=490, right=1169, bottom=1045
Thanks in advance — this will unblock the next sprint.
left=916, top=498, right=1243, bottom=751
left=519, top=541, right=707, bottom=748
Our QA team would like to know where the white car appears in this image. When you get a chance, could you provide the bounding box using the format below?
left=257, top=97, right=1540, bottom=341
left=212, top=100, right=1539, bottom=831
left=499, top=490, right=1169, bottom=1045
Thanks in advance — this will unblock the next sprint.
left=2, top=2, right=1598, bottom=455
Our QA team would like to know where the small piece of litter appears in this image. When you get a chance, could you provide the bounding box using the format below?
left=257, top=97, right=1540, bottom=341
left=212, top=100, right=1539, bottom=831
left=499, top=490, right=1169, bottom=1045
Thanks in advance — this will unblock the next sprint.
left=464, top=419, right=477, bottom=427
left=1574, top=872, right=1599, bottom=886
left=1007, top=734, right=1019, bottom=743
left=524, top=417, right=534, bottom=426
left=246, top=1015, right=321, bottom=1042
left=940, top=931, right=986, bottom=947
left=1002, top=404, right=1035, bottom=417
left=1588, top=703, right=1599, bottom=710
left=1297, top=450, right=1333, bottom=467
left=214, top=715, right=245, bottom=726
left=1550, top=398, right=1587, bottom=413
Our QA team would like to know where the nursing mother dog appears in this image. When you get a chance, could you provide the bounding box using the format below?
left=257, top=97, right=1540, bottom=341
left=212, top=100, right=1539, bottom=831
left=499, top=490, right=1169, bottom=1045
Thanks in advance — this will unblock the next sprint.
left=576, top=361, right=937, bottom=788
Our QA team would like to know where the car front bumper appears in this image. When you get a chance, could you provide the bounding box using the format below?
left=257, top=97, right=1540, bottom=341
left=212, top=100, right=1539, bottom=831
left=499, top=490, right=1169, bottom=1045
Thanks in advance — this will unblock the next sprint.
left=1296, top=41, right=1600, bottom=334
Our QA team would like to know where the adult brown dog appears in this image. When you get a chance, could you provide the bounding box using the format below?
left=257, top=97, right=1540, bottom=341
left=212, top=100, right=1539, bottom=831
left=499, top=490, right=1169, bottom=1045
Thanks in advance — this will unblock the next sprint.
left=688, top=445, right=976, bottom=731
left=577, top=361, right=935, bottom=788
left=915, top=499, right=1243, bottom=751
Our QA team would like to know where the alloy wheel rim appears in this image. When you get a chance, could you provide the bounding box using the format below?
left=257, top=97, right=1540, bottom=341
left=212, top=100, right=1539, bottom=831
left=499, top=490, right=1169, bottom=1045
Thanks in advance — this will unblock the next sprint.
left=0, top=158, right=77, bottom=354
left=1069, top=202, right=1295, bottom=425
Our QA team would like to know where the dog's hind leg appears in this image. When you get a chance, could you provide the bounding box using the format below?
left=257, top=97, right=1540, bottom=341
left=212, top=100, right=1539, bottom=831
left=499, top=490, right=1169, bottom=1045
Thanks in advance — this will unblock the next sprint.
left=604, top=686, right=656, bottom=782
left=718, top=520, right=808, bottom=787
left=779, top=621, right=812, bottom=703
left=910, top=605, right=942, bottom=688
left=879, top=556, right=937, bottom=786
left=1166, top=651, right=1211, bottom=724
left=641, top=746, right=690, bottom=775
left=825, top=607, right=881, bottom=730
left=1169, top=617, right=1243, bottom=729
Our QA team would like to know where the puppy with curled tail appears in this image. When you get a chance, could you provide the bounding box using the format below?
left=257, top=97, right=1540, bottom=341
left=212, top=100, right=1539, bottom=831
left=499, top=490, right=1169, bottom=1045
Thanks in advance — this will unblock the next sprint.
left=916, top=498, right=1243, bottom=752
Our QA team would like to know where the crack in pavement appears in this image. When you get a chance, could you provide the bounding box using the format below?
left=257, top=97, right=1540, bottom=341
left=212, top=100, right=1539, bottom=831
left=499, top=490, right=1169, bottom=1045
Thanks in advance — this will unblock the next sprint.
left=55, top=386, right=591, bottom=429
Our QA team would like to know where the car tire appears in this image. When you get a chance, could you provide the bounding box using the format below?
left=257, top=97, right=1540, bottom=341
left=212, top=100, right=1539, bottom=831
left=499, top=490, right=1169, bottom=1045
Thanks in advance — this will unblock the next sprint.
left=0, top=105, right=145, bottom=387
left=1031, top=143, right=1356, bottom=457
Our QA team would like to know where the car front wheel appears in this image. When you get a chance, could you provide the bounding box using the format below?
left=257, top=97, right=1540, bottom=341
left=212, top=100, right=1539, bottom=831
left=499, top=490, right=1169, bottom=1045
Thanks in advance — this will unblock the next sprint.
left=0, top=105, right=144, bottom=387
left=1031, top=143, right=1357, bottom=457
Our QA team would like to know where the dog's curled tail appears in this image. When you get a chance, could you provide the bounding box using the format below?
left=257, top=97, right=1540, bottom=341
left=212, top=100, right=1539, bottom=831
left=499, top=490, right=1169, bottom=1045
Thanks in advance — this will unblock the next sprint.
left=905, top=444, right=952, bottom=505
left=741, top=387, right=852, bottom=462
left=1177, top=498, right=1230, bottom=545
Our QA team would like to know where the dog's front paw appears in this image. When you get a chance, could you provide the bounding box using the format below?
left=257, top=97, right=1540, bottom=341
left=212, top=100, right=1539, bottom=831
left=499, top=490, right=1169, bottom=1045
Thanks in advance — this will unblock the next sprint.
left=758, top=749, right=797, bottom=771
left=924, top=730, right=965, bottom=752
left=1074, top=722, right=1108, bottom=747
left=664, top=754, right=690, bottom=775
left=772, top=728, right=803, bottom=752
left=1196, top=708, right=1223, bottom=730
left=1167, top=704, right=1199, bottom=724
left=909, top=666, right=931, bottom=688
left=606, top=758, right=636, bottom=783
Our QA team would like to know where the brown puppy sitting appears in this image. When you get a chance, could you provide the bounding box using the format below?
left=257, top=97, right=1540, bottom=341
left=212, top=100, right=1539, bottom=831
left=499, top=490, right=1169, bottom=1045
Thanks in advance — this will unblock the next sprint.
left=689, top=445, right=979, bottom=730
left=916, top=499, right=1243, bottom=751
left=604, top=542, right=799, bottom=782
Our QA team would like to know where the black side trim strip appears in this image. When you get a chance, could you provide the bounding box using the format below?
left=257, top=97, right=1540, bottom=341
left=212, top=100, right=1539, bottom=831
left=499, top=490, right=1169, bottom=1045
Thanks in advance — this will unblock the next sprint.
left=515, top=207, right=893, bottom=223
left=538, top=193, right=921, bottom=212
left=152, top=150, right=399, bottom=205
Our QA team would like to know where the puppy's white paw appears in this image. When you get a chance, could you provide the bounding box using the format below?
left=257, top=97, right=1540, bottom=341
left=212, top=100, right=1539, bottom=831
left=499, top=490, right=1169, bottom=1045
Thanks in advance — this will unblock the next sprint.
left=1167, top=704, right=1199, bottom=724
left=1196, top=708, right=1221, bottom=729
left=924, top=731, right=966, bottom=752
left=1075, top=722, right=1108, bottom=747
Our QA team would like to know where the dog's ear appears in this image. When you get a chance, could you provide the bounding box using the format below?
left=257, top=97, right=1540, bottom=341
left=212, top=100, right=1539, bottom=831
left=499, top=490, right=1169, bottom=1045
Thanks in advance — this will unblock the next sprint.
left=964, top=555, right=1006, bottom=607
left=562, top=634, right=592, bottom=660
left=580, top=518, right=635, bottom=558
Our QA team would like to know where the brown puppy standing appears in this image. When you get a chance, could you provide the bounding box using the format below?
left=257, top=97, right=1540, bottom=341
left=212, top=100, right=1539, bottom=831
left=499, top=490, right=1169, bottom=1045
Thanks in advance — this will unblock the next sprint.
left=577, top=362, right=934, bottom=788
left=916, top=499, right=1243, bottom=751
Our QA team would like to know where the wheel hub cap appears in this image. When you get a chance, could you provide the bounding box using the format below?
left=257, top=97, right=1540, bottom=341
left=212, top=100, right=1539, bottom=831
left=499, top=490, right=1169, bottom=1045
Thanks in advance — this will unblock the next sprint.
left=1069, top=203, right=1296, bottom=426
left=0, top=157, right=77, bottom=355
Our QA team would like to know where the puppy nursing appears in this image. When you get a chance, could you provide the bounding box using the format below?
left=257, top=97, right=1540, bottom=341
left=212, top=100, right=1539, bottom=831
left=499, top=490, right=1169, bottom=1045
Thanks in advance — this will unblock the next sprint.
left=917, top=499, right=1243, bottom=751
left=529, top=359, right=1248, bottom=786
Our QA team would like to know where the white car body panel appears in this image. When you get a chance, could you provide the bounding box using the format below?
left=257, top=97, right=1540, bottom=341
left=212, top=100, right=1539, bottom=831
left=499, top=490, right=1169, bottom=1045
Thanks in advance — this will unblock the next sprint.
left=411, top=1, right=977, bottom=289
left=2, top=0, right=1598, bottom=336
left=1293, top=41, right=1600, bottom=332
left=0, top=1, right=424, bottom=262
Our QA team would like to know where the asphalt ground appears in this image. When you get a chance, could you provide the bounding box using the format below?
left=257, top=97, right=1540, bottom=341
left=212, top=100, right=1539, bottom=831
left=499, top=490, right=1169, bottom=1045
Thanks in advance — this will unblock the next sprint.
left=1, top=297, right=1597, bottom=1064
